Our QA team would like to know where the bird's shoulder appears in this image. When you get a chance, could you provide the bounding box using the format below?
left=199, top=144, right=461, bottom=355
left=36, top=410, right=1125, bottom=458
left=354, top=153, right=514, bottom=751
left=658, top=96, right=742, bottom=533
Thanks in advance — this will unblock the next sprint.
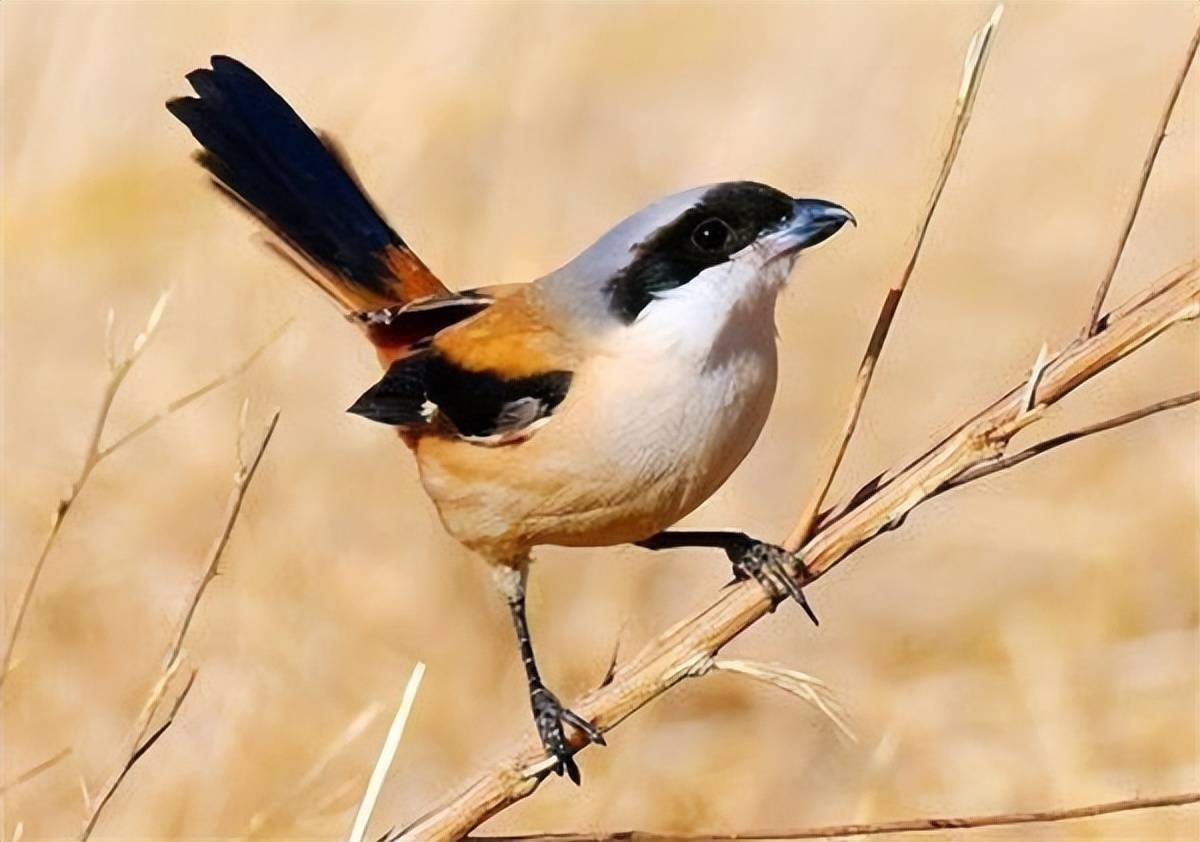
left=348, top=285, right=580, bottom=444
left=431, top=285, right=582, bottom=376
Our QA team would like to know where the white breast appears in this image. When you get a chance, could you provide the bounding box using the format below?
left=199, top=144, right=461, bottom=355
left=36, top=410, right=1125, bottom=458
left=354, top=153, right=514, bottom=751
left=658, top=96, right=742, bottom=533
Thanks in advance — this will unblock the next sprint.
left=572, top=328, right=777, bottom=527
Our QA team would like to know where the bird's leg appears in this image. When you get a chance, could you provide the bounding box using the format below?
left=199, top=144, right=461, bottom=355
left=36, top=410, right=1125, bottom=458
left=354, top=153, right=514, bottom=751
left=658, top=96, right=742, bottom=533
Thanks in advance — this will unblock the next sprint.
left=494, top=563, right=605, bottom=785
left=635, top=531, right=819, bottom=625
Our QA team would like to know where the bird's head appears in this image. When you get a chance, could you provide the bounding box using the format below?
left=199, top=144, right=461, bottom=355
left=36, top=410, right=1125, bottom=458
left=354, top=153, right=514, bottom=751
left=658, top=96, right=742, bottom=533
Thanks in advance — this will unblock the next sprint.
left=542, top=181, right=854, bottom=332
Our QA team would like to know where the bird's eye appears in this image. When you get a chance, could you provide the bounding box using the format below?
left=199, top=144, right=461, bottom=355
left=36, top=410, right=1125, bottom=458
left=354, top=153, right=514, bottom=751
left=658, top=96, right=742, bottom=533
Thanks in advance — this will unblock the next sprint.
left=691, top=217, right=733, bottom=252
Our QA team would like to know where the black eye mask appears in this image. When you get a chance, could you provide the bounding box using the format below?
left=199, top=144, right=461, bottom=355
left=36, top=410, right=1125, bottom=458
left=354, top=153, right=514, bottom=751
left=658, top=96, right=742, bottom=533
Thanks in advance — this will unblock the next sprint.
left=605, top=181, right=795, bottom=323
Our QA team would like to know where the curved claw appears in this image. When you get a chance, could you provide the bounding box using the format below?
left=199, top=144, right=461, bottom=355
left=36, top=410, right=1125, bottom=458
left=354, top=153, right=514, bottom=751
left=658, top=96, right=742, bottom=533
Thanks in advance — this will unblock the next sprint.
left=561, top=707, right=607, bottom=746
left=766, top=557, right=819, bottom=626
left=558, top=754, right=581, bottom=785
left=729, top=540, right=819, bottom=626
left=531, top=686, right=605, bottom=785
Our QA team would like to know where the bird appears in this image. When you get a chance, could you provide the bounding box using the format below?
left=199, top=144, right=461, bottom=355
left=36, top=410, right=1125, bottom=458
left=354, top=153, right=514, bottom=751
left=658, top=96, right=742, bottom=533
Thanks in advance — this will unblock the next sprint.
left=167, top=55, right=854, bottom=784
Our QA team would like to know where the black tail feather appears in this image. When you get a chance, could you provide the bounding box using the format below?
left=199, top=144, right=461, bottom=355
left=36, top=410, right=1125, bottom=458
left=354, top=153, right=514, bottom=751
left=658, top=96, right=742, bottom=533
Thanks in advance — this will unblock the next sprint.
left=167, top=55, right=416, bottom=306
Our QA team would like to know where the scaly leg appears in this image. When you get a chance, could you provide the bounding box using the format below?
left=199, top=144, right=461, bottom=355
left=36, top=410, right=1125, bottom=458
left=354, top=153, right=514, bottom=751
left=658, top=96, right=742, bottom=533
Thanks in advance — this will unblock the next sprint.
left=635, top=531, right=819, bottom=625
left=494, top=564, right=605, bottom=784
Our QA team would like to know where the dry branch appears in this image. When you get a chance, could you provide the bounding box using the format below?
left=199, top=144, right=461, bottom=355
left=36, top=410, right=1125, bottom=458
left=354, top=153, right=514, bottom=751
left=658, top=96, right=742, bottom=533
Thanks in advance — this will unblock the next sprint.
left=96, top=319, right=290, bottom=461
left=476, top=791, right=1200, bottom=840
left=704, top=658, right=855, bottom=745
left=78, top=670, right=197, bottom=841
left=1084, top=20, right=1200, bottom=335
left=0, top=748, right=72, bottom=797
left=153, top=406, right=281, bottom=684
left=349, top=662, right=427, bottom=842
left=787, top=5, right=1002, bottom=548
left=244, top=705, right=383, bottom=836
left=938, top=390, right=1198, bottom=492
left=79, top=409, right=281, bottom=840
left=396, top=264, right=1198, bottom=840
left=0, top=291, right=168, bottom=689
left=0, top=303, right=286, bottom=689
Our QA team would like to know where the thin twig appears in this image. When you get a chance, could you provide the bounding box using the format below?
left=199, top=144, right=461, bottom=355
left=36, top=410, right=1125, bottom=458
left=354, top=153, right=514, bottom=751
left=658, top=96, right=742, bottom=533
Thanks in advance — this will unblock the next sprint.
left=1085, top=21, right=1200, bottom=336
left=706, top=658, right=856, bottom=744
left=128, top=669, right=197, bottom=769
left=121, top=642, right=186, bottom=760
left=243, top=703, right=383, bottom=837
left=474, top=791, right=1200, bottom=840
left=97, top=318, right=291, bottom=461
left=154, top=407, right=282, bottom=686
left=1020, top=342, right=1051, bottom=414
left=940, top=390, right=1199, bottom=493
left=78, top=670, right=197, bottom=840
left=396, top=265, right=1199, bottom=840
left=0, top=747, right=72, bottom=796
left=786, top=5, right=1003, bottom=550
left=348, top=662, right=426, bottom=842
left=0, top=309, right=286, bottom=688
left=1, top=292, right=168, bottom=688
left=80, top=409, right=281, bottom=840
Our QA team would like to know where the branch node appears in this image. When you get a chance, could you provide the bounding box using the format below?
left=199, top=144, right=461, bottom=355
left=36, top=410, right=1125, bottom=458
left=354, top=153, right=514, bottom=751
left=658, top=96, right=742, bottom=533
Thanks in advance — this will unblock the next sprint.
left=1022, top=341, right=1051, bottom=414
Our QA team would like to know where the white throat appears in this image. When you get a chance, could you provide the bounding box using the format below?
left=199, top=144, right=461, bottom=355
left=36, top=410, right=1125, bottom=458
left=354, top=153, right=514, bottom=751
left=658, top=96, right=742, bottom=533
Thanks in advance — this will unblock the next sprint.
left=616, top=246, right=797, bottom=364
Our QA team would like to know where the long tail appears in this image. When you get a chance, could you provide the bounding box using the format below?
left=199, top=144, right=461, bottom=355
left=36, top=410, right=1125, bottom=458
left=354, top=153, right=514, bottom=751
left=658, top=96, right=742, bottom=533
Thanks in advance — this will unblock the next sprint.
left=167, top=55, right=449, bottom=312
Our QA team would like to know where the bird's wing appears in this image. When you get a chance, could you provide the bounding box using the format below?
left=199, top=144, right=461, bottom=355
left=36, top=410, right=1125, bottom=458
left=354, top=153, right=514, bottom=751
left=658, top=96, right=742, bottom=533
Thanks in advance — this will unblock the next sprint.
left=349, top=281, right=531, bottom=365
left=347, top=290, right=577, bottom=443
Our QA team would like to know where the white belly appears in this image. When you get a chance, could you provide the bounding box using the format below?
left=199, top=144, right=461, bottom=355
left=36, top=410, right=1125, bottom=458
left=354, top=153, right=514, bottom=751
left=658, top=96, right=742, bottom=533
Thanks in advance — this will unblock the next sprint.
left=545, top=325, right=778, bottom=535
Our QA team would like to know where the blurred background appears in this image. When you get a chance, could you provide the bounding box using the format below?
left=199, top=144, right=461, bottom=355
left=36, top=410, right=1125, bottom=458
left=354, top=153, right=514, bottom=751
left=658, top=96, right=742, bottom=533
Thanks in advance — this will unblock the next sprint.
left=2, top=2, right=1197, bottom=839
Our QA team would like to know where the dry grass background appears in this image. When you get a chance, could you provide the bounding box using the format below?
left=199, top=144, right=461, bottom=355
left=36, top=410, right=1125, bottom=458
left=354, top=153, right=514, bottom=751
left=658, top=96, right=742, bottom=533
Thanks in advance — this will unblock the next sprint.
left=2, top=1, right=1198, bottom=839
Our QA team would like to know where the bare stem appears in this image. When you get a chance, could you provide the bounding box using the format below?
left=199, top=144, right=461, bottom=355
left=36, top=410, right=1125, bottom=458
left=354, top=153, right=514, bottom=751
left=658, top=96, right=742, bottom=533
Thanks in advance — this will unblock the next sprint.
left=79, top=410, right=281, bottom=840
left=0, top=292, right=169, bottom=689
left=349, top=662, right=427, bottom=842
left=0, top=747, right=72, bottom=797
left=1085, top=21, right=1200, bottom=336
left=475, top=791, right=1200, bottom=841
left=97, top=319, right=290, bottom=462
left=154, top=409, right=281, bottom=686
left=940, top=391, right=1198, bottom=493
left=242, top=704, right=383, bottom=837
left=785, top=5, right=1003, bottom=550
left=0, top=314, right=286, bottom=690
left=78, top=671, right=197, bottom=841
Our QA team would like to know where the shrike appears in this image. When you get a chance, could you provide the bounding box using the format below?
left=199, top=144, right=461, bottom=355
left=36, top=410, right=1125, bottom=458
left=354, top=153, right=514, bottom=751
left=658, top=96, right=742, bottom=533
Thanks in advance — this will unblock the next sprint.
left=169, top=56, right=853, bottom=783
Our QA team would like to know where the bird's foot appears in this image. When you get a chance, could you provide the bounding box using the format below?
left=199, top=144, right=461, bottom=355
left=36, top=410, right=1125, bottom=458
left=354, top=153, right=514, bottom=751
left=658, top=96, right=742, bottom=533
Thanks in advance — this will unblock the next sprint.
left=725, top=538, right=819, bottom=625
left=530, top=684, right=605, bottom=785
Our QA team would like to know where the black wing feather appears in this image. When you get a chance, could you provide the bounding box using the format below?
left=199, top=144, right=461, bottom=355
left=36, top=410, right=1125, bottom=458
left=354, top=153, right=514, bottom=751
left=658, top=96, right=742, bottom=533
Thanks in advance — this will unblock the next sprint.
left=346, top=353, right=429, bottom=426
left=424, top=356, right=571, bottom=438
left=347, top=351, right=572, bottom=439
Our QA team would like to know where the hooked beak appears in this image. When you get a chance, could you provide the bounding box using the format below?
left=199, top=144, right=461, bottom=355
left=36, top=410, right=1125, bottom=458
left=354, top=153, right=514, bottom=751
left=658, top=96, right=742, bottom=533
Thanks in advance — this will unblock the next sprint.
left=768, top=198, right=856, bottom=257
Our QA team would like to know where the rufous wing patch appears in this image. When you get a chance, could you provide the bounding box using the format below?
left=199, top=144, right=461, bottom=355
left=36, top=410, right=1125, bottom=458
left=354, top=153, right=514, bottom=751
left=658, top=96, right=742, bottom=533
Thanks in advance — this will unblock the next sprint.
left=432, top=289, right=580, bottom=377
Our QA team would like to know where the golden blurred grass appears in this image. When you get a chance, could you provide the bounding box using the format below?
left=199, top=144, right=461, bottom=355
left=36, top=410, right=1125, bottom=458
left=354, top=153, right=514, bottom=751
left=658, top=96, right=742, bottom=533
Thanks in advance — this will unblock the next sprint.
left=2, top=1, right=1197, bottom=839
